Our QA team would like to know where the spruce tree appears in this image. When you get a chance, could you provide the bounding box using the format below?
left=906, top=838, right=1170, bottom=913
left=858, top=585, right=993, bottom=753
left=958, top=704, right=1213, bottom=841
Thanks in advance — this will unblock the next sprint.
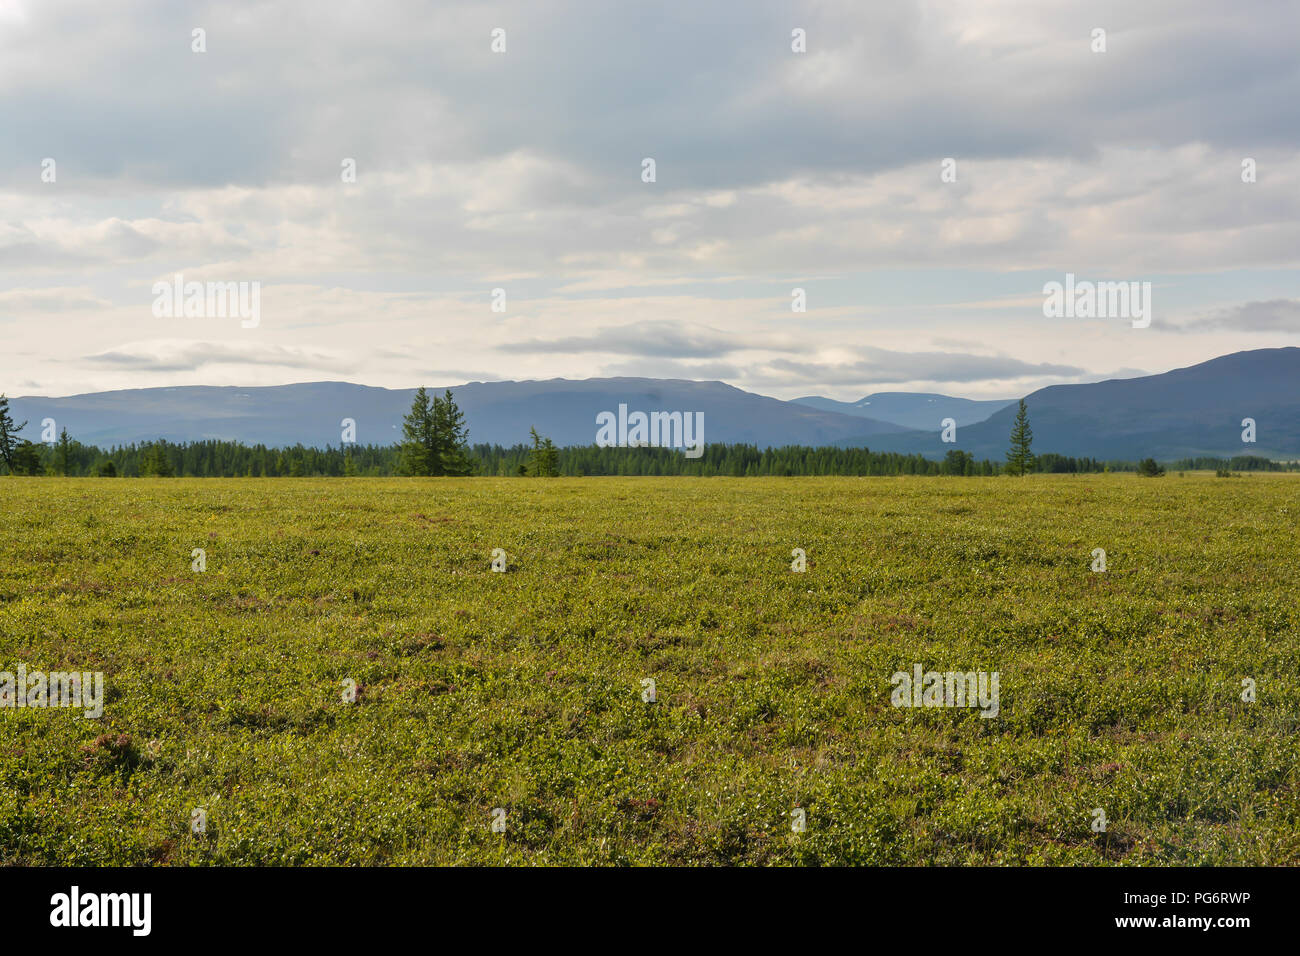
left=0, top=393, right=27, bottom=473
left=56, top=428, right=71, bottom=476
left=434, top=390, right=475, bottom=476
left=1005, top=399, right=1035, bottom=476
left=400, top=387, right=437, bottom=476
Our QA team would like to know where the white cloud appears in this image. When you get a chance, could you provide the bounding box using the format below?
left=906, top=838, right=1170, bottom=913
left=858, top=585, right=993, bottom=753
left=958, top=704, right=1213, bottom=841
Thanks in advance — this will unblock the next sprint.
left=1, top=0, right=1298, bottom=398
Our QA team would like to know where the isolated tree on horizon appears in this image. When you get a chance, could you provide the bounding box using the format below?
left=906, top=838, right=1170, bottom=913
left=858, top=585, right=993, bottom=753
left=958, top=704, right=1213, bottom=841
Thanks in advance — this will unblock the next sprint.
left=434, top=389, right=475, bottom=476
left=0, top=393, right=27, bottom=473
left=1005, top=400, right=1035, bottom=477
left=400, top=387, right=474, bottom=476
left=400, top=387, right=437, bottom=475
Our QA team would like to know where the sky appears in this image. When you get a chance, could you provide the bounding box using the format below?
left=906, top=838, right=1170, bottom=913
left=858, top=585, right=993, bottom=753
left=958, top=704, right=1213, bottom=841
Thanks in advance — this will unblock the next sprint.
left=1, top=0, right=1298, bottom=401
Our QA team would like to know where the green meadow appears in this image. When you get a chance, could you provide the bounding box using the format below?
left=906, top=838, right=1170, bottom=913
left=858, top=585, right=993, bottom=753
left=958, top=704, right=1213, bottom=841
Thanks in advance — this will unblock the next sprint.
left=1, top=474, right=1297, bottom=865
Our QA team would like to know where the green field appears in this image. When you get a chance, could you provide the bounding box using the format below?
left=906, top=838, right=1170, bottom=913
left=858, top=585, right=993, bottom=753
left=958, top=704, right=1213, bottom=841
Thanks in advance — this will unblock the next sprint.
left=2, top=474, right=1298, bottom=865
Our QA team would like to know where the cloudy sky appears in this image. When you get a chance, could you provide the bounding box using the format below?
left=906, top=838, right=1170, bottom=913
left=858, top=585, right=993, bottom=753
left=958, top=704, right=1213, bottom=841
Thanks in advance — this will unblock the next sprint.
left=2, top=0, right=1298, bottom=400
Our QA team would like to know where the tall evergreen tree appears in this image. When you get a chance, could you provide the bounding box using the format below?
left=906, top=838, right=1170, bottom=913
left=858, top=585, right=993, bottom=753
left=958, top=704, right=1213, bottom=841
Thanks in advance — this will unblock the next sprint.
left=400, top=387, right=438, bottom=475
left=401, top=387, right=474, bottom=476
left=1005, top=399, right=1035, bottom=476
left=0, top=393, right=27, bottom=473
left=434, top=390, right=475, bottom=476
left=56, top=428, right=71, bottom=476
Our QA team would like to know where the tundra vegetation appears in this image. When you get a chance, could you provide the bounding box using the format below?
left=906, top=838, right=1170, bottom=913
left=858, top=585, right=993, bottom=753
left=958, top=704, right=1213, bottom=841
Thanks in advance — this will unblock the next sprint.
left=0, top=474, right=1297, bottom=864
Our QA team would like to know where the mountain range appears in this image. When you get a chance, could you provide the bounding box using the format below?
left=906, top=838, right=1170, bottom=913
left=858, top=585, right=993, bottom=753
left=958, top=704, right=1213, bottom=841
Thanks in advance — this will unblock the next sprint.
left=5, top=378, right=908, bottom=451
left=7, top=348, right=1298, bottom=461
left=845, top=347, right=1300, bottom=461
left=792, top=393, right=1016, bottom=430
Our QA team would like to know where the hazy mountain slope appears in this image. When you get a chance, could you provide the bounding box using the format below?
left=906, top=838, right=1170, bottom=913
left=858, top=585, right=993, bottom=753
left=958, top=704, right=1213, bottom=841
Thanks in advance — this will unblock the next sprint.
left=849, top=348, right=1300, bottom=460
left=11, top=349, right=1296, bottom=459
left=793, top=392, right=1016, bottom=429
left=7, top=378, right=906, bottom=449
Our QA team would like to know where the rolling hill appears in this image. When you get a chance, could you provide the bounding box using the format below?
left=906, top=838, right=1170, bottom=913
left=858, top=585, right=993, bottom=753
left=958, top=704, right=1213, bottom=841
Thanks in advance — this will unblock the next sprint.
left=5, top=378, right=905, bottom=451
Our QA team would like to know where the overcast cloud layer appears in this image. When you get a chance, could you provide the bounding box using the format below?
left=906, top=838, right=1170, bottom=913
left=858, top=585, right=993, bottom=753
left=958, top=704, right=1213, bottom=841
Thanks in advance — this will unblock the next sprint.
left=1, top=0, right=1298, bottom=400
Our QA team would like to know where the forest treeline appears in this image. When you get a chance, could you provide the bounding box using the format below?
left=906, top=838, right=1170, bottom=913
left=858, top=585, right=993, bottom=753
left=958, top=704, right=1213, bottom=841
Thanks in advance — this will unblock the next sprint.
left=2, top=436, right=1294, bottom=477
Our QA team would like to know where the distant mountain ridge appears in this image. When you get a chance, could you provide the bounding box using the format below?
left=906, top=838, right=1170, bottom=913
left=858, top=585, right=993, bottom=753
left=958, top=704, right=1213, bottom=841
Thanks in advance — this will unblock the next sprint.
left=8, top=348, right=1299, bottom=460
left=852, top=347, right=1300, bottom=461
left=6, top=378, right=906, bottom=450
left=793, top=392, right=1016, bottom=430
